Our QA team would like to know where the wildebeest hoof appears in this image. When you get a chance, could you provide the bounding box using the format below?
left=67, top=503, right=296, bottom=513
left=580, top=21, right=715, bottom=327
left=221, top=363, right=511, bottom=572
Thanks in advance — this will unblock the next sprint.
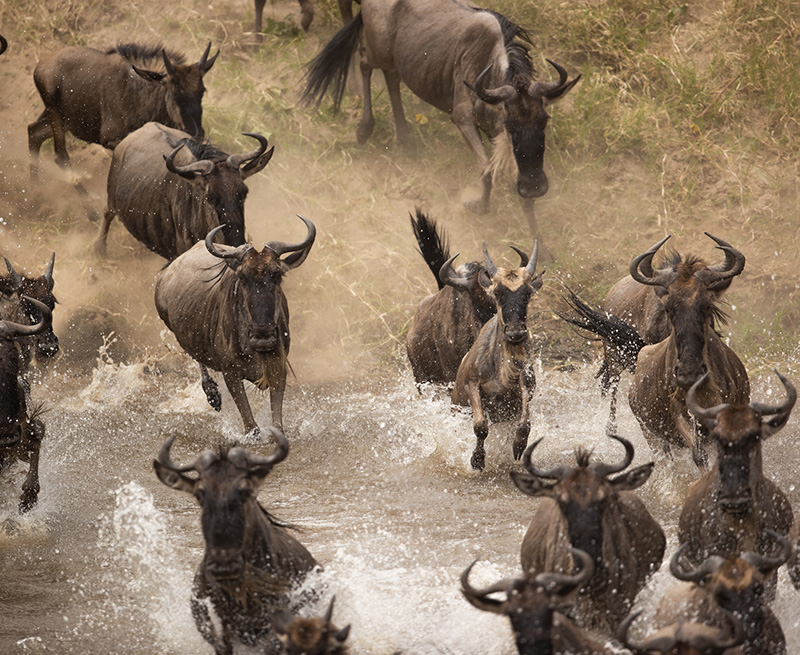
left=356, top=121, right=374, bottom=145
left=471, top=448, right=485, bottom=471
left=19, top=488, right=39, bottom=513
left=464, top=198, right=489, bottom=215
left=202, top=378, right=222, bottom=412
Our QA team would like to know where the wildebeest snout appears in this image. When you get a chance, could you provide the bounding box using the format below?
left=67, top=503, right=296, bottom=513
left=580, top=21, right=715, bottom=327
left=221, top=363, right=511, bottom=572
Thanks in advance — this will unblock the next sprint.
left=249, top=325, right=278, bottom=352
left=720, top=492, right=752, bottom=516
left=207, top=548, right=245, bottom=580
left=504, top=324, right=528, bottom=344
left=518, top=169, right=548, bottom=199
left=674, top=362, right=707, bottom=390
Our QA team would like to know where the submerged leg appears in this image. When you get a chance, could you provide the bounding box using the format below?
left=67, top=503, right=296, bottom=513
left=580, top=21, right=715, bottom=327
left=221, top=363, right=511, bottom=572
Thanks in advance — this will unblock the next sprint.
left=200, top=364, right=222, bottom=412
left=269, top=373, right=286, bottom=432
left=513, top=367, right=535, bottom=460
left=465, top=382, right=488, bottom=471
left=19, top=418, right=44, bottom=513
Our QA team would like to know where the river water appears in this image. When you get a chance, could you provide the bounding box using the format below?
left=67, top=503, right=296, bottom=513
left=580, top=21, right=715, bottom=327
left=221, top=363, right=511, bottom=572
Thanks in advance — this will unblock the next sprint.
left=2, top=342, right=799, bottom=654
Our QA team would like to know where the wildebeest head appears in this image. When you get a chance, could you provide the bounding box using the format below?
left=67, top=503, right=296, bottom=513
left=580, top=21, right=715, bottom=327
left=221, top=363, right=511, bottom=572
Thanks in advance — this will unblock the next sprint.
left=153, top=427, right=289, bottom=582
left=670, top=530, right=791, bottom=632
left=511, top=434, right=654, bottom=589
left=686, top=370, right=796, bottom=516
left=1, top=254, right=58, bottom=360
left=205, top=216, right=315, bottom=356
left=618, top=608, right=745, bottom=655
left=461, top=548, right=593, bottom=653
left=629, top=233, right=745, bottom=390
left=481, top=241, right=542, bottom=345
left=467, top=59, right=580, bottom=199
left=165, top=133, right=274, bottom=247
left=275, top=596, right=351, bottom=655
left=130, top=42, right=218, bottom=137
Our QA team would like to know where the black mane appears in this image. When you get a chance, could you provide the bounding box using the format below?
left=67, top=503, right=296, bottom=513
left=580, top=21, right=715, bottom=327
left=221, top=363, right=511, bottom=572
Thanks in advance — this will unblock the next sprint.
left=109, top=42, right=186, bottom=70
left=483, top=10, right=534, bottom=86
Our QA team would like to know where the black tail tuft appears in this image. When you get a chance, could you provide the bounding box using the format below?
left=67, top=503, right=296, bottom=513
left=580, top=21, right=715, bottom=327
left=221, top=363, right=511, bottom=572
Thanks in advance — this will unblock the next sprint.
left=556, top=287, right=645, bottom=373
left=301, top=12, right=364, bottom=111
left=410, top=209, right=450, bottom=290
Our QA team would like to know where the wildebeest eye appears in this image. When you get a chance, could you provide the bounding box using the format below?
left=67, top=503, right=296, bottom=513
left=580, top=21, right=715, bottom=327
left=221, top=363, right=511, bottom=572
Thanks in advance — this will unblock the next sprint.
left=194, top=487, right=206, bottom=503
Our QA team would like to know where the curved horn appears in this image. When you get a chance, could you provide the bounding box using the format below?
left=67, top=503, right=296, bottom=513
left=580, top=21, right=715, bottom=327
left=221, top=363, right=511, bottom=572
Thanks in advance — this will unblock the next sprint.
left=749, top=370, right=796, bottom=416
left=701, top=233, right=746, bottom=281
left=4, top=256, right=22, bottom=290
left=482, top=242, right=497, bottom=278
left=522, top=438, right=572, bottom=479
left=205, top=226, right=251, bottom=261
left=265, top=215, right=316, bottom=257
left=44, top=252, right=55, bottom=287
left=464, top=64, right=517, bottom=105
left=629, top=235, right=671, bottom=286
left=156, top=435, right=200, bottom=473
left=439, top=254, right=471, bottom=292
left=161, top=48, right=177, bottom=76
left=164, top=143, right=215, bottom=178
left=509, top=245, right=529, bottom=268
left=245, top=426, right=290, bottom=471
left=525, top=240, right=539, bottom=277
left=686, top=372, right=729, bottom=421
left=535, top=547, right=594, bottom=591
left=693, top=608, right=745, bottom=651
left=669, top=543, right=724, bottom=583
left=0, top=296, right=51, bottom=339
left=590, top=433, right=634, bottom=477
left=460, top=559, right=515, bottom=599
left=741, top=529, right=792, bottom=572
left=617, top=611, right=651, bottom=653
left=226, top=132, right=270, bottom=170
left=0, top=35, right=7, bottom=56
left=197, top=41, right=219, bottom=73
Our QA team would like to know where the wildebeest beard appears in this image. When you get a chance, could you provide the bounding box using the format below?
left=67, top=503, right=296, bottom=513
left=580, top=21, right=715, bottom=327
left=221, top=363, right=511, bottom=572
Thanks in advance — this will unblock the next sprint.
left=210, top=560, right=294, bottom=611
left=255, top=345, right=290, bottom=392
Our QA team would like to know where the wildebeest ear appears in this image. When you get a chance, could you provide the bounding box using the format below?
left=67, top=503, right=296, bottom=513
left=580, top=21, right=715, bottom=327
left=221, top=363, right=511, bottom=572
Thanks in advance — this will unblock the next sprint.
left=152, top=459, right=195, bottom=493
left=131, top=64, right=166, bottom=82
left=240, top=146, right=275, bottom=179
left=609, top=462, right=654, bottom=491
left=478, top=270, right=492, bottom=289
left=510, top=471, right=557, bottom=498
left=531, top=272, right=544, bottom=291
left=281, top=247, right=312, bottom=269
left=654, top=285, right=669, bottom=298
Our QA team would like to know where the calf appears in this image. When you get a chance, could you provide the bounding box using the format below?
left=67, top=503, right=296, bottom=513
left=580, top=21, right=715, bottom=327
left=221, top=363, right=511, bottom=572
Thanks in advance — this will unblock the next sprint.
left=275, top=596, right=351, bottom=655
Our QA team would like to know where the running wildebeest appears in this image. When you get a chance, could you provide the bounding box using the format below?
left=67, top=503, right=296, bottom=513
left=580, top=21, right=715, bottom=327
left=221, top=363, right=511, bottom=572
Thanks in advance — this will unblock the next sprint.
left=559, top=234, right=750, bottom=468
left=405, top=210, right=507, bottom=386
left=618, top=608, right=745, bottom=655
left=0, top=297, right=51, bottom=512
left=678, top=371, right=795, bottom=582
left=302, top=0, right=580, bottom=215
left=28, top=41, right=218, bottom=179
left=275, top=596, right=351, bottom=655
left=451, top=241, right=542, bottom=470
left=95, top=122, right=274, bottom=259
left=661, top=533, right=791, bottom=655
left=511, top=434, right=666, bottom=633
left=461, top=549, right=613, bottom=654
left=153, top=430, right=318, bottom=655
left=1, top=254, right=59, bottom=369
left=154, top=219, right=315, bottom=436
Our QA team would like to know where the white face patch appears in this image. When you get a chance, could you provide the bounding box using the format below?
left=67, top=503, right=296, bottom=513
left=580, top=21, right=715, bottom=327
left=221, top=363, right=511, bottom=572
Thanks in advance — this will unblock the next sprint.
left=491, top=268, right=531, bottom=292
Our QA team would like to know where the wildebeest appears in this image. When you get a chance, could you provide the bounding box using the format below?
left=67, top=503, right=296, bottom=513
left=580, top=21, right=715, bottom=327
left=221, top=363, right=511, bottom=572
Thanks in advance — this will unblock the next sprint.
left=661, top=532, right=791, bottom=655
left=451, top=241, right=542, bottom=470
left=302, top=0, right=580, bottom=214
left=28, top=41, right=218, bottom=178
left=461, top=549, right=613, bottom=654
left=511, top=434, right=666, bottom=633
left=275, top=596, right=351, bottom=655
left=0, top=297, right=51, bottom=512
left=618, top=608, right=745, bottom=655
left=405, top=210, right=509, bottom=386
left=153, top=430, right=318, bottom=655
left=0, top=254, right=59, bottom=369
left=154, top=219, right=315, bottom=435
left=678, top=371, right=795, bottom=576
left=560, top=234, right=750, bottom=468
left=95, top=122, right=274, bottom=259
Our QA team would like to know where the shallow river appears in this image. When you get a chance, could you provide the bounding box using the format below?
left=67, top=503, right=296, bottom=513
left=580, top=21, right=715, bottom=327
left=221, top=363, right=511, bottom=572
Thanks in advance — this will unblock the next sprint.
left=2, top=350, right=800, bottom=654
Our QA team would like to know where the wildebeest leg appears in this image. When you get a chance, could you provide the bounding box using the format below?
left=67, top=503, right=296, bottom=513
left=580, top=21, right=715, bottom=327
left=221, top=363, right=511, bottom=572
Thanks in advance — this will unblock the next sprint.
left=338, top=0, right=354, bottom=23
left=254, top=0, right=266, bottom=36
left=452, top=112, right=491, bottom=214
left=675, top=408, right=708, bottom=470
left=383, top=69, right=411, bottom=149
left=191, top=593, right=231, bottom=655
left=93, top=207, right=116, bottom=255
left=269, top=376, right=285, bottom=432
left=298, top=0, right=314, bottom=31
left=356, top=52, right=375, bottom=144
left=200, top=364, right=222, bottom=412
left=19, top=418, right=44, bottom=513
left=513, top=368, right=535, bottom=460
left=222, top=370, right=259, bottom=436
left=46, top=107, right=70, bottom=169
left=465, top=383, right=488, bottom=470
left=27, top=109, right=52, bottom=181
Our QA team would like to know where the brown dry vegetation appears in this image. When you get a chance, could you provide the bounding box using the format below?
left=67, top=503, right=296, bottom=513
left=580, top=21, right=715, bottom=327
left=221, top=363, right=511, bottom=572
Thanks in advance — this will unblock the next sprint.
left=0, top=0, right=798, bottom=384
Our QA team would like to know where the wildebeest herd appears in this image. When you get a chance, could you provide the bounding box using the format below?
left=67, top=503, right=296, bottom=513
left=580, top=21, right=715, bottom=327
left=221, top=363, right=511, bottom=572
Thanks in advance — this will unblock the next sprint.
left=2, top=0, right=800, bottom=653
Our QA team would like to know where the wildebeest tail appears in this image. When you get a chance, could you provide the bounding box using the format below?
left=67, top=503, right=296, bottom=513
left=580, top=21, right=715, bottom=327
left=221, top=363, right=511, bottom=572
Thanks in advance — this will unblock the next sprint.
left=410, top=209, right=450, bottom=290
left=302, top=11, right=364, bottom=111
left=556, top=287, right=645, bottom=373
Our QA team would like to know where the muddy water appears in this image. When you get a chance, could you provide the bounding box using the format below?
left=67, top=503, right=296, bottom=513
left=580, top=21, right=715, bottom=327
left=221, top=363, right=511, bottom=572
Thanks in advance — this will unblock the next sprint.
left=1, top=350, right=800, bottom=655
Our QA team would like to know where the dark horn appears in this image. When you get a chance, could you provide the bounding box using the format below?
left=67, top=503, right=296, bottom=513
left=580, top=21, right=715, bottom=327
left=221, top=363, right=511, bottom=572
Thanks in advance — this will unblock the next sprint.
left=0, top=35, right=7, bottom=56
left=750, top=370, right=796, bottom=416
left=686, top=372, right=729, bottom=421
left=198, top=41, right=219, bottom=72
left=460, top=559, right=515, bottom=599
left=44, top=252, right=55, bottom=287
left=522, top=438, right=572, bottom=479
left=524, top=240, right=539, bottom=277
left=4, top=256, right=22, bottom=290
left=482, top=242, right=497, bottom=278
left=265, top=215, right=316, bottom=257
left=741, top=529, right=792, bottom=572
left=246, top=426, right=289, bottom=470
left=629, top=235, right=671, bottom=286
left=703, top=232, right=746, bottom=279
left=591, top=433, right=634, bottom=477
left=0, top=296, right=52, bottom=339
left=156, top=435, right=200, bottom=473
left=699, top=608, right=745, bottom=651
left=161, top=48, right=177, bottom=76
left=464, top=64, right=517, bottom=105
left=616, top=611, right=647, bottom=653
left=226, top=132, right=269, bottom=170
left=535, top=547, right=594, bottom=591
left=204, top=226, right=251, bottom=261
left=164, top=143, right=215, bottom=178
left=509, top=245, right=529, bottom=268
left=439, top=254, right=471, bottom=292
left=198, top=41, right=211, bottom=68
left=669, top=543, right=724, bottom=583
